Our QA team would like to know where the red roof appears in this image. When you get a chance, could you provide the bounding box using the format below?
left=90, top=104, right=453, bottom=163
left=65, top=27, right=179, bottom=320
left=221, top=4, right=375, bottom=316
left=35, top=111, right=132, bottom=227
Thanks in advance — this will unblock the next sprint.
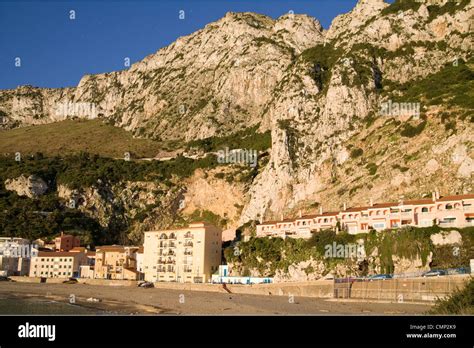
left=368, top=202, right=397, bottom=209
left=341, top=206, right=370, bottom=213
left=437, top=194, right=474, bottom=202
left=37, top=251, right=84, bottom=257
left=403, top=199, right=435, bottom=205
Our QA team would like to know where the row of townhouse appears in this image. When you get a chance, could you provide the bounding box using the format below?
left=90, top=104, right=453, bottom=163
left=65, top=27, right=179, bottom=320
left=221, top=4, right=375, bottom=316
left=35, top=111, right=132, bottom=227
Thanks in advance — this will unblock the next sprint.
left=0, top=233, right=141, bottom=279
left=29, top=245, right=142, bottom=280
left=256, top=193, right=474, bottom=239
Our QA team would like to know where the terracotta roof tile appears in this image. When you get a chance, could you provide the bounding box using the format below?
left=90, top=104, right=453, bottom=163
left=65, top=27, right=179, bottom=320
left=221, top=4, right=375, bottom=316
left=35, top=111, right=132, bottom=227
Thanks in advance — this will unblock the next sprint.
left=37, top=251, right=85, bottom=257
left=437, top=194, right=474, bottom=202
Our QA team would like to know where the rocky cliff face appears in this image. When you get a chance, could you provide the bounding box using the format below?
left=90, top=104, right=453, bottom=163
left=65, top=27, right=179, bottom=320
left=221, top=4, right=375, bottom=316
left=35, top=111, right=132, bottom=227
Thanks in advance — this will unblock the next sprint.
left=4, top=175, right=48, bottom=198
left=1, top=0, right=473, bottom=227
left=0, top=12, right=323, bottom=142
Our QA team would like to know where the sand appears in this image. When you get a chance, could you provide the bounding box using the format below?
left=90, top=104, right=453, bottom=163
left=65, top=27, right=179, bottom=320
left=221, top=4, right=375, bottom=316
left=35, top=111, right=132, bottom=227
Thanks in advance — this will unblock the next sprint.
left=0, top=281, right=433, bottom=315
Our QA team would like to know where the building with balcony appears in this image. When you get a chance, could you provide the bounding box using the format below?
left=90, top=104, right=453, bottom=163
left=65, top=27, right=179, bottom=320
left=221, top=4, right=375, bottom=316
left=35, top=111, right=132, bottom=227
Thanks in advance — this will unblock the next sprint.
left=143, top=222, right=222, bottom=283
left=94, top=245, right=139, bottom=280
left=256, top=193, right=474, bottom=238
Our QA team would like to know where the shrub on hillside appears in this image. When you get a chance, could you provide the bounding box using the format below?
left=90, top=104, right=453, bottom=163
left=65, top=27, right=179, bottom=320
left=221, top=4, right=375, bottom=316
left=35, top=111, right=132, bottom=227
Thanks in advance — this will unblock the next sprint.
left=429, top=278, right=474, bottom=315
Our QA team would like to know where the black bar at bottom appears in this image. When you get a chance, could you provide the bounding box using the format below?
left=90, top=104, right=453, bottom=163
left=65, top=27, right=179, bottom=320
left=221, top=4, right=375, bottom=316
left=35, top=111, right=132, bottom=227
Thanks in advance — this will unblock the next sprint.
left=0, top=315, right=472, bottom=346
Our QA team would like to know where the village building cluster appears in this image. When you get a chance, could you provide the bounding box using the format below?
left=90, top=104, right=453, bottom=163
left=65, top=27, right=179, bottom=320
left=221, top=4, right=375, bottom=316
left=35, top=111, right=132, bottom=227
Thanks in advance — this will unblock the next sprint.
left=1, top=194, right=473, bottom=283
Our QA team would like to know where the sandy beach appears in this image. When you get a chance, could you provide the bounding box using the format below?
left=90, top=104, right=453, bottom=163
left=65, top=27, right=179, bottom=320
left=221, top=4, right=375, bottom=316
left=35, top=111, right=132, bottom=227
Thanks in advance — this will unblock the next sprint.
left=0, top=281, right=433, bottom=315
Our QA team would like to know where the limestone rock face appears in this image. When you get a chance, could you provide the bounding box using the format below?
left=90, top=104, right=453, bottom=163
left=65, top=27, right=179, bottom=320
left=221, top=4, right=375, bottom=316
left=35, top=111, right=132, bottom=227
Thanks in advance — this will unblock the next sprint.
left=430, top=230, right=463, bottom=246
left=0, top=12, right=324, bottom=142
left=4, top=175, right=48, bottom=198
left=392, top=254, right=432, bottom=275
left=0, top=2, right=473, bottom=226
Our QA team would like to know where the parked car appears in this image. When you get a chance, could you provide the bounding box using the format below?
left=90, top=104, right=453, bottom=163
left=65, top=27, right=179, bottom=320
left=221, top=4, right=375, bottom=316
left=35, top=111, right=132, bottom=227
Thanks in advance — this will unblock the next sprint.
left=62, top=278, right=78, bottom=284
left=138, top=281, right=154, bottom=288
left=422, top=270, right=447, bottom=277
left=368, top=274, right=393, bottom=281
left=0, top=276, right=10, bottom=282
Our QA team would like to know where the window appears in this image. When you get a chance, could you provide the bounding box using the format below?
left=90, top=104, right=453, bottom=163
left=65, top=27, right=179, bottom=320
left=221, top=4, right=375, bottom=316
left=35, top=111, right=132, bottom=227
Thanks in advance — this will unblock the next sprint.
left=421, top=207, right=428, bottom=213
left=373, top=222, right=386, bottom=230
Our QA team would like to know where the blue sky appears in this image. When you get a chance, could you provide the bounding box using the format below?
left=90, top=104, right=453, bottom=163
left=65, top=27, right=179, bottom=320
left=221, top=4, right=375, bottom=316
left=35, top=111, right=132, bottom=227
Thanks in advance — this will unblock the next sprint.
left=0, top=0, right=363, bottom=89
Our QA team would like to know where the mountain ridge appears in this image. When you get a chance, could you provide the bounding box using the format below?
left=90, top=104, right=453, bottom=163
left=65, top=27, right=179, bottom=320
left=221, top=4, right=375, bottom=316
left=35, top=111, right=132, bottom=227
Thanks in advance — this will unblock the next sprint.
left=0, top=0, right=473, bottom=233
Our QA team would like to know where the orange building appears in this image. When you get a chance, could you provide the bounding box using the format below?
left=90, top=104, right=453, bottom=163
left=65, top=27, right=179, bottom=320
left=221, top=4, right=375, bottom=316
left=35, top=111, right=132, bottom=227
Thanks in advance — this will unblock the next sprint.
left=54, top=232, right=81, bottom=252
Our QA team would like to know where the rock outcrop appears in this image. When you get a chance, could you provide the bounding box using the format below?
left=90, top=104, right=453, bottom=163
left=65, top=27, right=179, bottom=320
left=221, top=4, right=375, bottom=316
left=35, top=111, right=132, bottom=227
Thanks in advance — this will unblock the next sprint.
left=4, top=175, right=48, bottom=198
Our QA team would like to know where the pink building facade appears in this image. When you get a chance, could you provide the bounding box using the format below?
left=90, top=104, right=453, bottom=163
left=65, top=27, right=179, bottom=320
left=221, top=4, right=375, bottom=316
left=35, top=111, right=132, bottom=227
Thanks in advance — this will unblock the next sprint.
left=256, top=194, right=474, bottom=239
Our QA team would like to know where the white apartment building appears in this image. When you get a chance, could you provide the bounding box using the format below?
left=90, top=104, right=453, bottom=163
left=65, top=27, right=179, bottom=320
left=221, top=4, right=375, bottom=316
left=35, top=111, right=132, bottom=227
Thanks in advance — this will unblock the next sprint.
left=0, top=237, right=36, bottom=276
left=257, top=193, right=474, bottom=239
left=29, top=251, right=88, bottom=278
left=143, top=222, right=222, bottom=283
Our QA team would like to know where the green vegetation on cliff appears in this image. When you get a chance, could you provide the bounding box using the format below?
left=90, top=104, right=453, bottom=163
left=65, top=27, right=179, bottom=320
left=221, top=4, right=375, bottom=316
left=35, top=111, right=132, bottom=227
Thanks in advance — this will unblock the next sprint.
left=225, top=226, right=474, bottom=277
left=0, top=152, right=222, bottom=244
left=0, top=152, right=219, bottom=190
left=385, top=57, right=474, bottom=122
left=186, top=125, right=271, bottom=153
left=0, top=188, right=108, bottom=246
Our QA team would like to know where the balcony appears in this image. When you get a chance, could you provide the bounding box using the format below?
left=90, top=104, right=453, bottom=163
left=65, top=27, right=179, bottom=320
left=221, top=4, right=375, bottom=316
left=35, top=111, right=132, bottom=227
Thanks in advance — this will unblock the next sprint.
left=163, top=250, right=175, bottom=256
left=184, top=250, right=193, bottom=256
left=184, top=242, right=193, bottom=247
left=184, top=232, right=194, bottom=239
